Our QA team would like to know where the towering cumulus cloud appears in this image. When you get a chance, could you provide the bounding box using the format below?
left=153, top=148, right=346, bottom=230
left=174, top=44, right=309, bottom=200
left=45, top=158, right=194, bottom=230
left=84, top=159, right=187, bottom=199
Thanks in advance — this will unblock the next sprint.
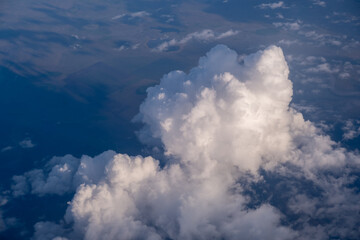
left=14, top=45, right=360, bottom=240
left=139, top=45, right=293, bottom=173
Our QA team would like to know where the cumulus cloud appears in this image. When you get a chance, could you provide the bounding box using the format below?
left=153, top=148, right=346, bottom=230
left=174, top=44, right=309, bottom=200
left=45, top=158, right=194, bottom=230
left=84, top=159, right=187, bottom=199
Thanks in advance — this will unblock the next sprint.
left=153, top=29, right=239, bottom=52
left=11, top=45, right=360, bottom=240
left=64, top=154, right=295, bottom=240
left=12, top=151, right=116, bottom=197
left=258, top=1, right=286, bottom=9
left=342, top=120, right=360, bottom=140
left=19, top=138, right=35, bottom=149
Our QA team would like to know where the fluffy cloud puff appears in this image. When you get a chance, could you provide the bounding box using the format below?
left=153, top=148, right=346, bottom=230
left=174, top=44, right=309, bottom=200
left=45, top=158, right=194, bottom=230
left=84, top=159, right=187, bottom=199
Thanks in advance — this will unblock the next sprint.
left=13, top=45, right=360, bottom=240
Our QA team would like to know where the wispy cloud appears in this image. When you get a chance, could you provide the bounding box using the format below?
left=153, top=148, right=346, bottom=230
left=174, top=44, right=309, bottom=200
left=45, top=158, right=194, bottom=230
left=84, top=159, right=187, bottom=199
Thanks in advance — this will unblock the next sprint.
left=278, top=39, right=300, bottom=46
left=312, top=0, right=326, bottom=7
left=258, top=1, right=287, bottom=9
left=112, top=11, right=150, bottom=20
left=153, top=29, right=239, bottom=52
left=19, top=138, right=35, bottom=149
left=1, top=146, right=13, bottom=153
left=330, top=12, right=359, bottom=24
left=273, top=20, right=302, bottom=30
left=306, top=62, right=339, bottom=73
left=298, top=30, right=344, bottom=47
left=343, top=120, right=360, bottom=140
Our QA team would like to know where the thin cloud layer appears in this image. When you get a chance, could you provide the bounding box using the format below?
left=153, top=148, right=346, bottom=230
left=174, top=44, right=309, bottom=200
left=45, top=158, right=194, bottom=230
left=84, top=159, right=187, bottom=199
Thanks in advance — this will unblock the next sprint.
left=12, top=45, right=360, bottom=240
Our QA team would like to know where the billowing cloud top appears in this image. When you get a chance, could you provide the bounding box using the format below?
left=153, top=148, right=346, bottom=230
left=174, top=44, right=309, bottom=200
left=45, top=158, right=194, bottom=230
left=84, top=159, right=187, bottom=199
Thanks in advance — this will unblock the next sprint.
left=12, top=45, right=360, bottom=240
left=138, top=45, right=345, bottom=173
left=139, top=45, right=292, bottom=173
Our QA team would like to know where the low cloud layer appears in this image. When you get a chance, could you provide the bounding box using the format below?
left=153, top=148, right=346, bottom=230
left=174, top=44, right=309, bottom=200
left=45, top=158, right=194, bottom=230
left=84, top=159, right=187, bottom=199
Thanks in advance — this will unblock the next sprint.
left=11, top=45, right=360, bottom=240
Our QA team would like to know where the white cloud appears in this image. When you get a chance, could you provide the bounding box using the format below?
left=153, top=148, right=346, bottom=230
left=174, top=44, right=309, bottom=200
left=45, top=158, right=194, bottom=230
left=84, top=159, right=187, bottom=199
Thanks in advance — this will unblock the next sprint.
left=0, top=196, right=7, bottom=232
left=337, top=61, right=360, bottom=80
left=258, top=1, right=286, bottom=9
left=312, top=0, right=326, bottom=7
left=140, top=45, right=295, bottom=172
left=1, top=146, right=13, bottom=152
left=306, top=63, right=339, bottom=73
left=290, top=103, right=317, bottom=113
left=342, top=120, right=360, bottom=140
left=273, top=21, right=301, bottom=30
left=11, top=45, right=360, bottom=240
left=331, top=12, right=359, bottom=24
left=112, top=11, right=150, bottom=20
left=284, top=166, right=360, bottom=239
left=302, top=30, right=325, bottom=40
left=154, top=29, right=239, bottom=52
left=0, top=195, right=17, bottom=233
left=298, top=30, right=344, bottom=47
left=12, top=151, right=116, bottom=197
left=19, top=138, right=35, bottom=149
left=33, top=222, right=68, bottom=240
left=217, top=29, right=239, bottom=39
left=130, top=11, right=150, bottom=18
left=0, top=212, right=17, bottom=233
left=276, top=13, right=284, bottom=19
left=113, top=43, right=140, bottom=52
left=64, top=153, right=296, bottom=240
left=339, top=72, right=350, bottom=79
left=278, top=39, right=299, bottom=46
left=330, top=40, right=341, bottom=46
